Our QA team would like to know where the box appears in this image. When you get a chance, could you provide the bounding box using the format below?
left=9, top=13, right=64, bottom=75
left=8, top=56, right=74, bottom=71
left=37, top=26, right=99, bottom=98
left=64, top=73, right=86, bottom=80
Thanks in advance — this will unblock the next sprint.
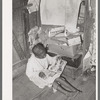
left=67, top=34, right=81, bottom=46
left=48, top=44, right=79, bottom=58
left=47, top=33, right=81, bottom=46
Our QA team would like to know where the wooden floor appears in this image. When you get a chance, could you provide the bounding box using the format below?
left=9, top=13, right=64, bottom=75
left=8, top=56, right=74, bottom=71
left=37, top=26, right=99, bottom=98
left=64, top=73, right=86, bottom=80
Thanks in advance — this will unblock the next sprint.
left=13, top=71, right=96, bottom=100
left=37, top=73, right=96, bottom=100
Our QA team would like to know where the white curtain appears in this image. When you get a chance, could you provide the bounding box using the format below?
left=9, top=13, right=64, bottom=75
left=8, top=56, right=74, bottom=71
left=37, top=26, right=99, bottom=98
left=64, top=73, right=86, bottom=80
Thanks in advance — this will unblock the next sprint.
left=40, top=0, right=81, bottom=33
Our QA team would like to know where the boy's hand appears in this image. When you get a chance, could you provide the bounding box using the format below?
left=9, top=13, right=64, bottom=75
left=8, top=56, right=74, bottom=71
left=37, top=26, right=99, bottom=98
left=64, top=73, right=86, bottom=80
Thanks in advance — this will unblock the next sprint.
left=39, top=71, right=46, bottom=79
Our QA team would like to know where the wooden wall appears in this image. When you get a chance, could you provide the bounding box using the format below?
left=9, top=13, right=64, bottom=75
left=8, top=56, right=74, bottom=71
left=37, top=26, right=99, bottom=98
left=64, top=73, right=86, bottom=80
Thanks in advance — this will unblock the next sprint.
left=13, top=0, right=28, bottom=79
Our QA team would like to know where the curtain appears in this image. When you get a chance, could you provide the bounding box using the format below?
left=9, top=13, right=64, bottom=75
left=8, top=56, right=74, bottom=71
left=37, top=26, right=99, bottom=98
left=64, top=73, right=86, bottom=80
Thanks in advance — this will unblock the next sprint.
left=40, top=0, right=81, bottom=33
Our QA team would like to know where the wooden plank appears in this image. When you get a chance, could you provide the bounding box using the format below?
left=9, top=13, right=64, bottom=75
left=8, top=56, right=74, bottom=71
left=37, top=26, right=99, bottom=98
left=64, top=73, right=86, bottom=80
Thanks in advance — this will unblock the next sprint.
left=23, top=9, right=31, bottom=58
left=13, top=32, right=26, bottom=60
left=32, top=87, right=50, bottom=100
left=13, top=65, right=26, bottom=80
left=83, top=0, right=94, bottom=56
left=13, top=59, right=27, bottom=79
left=13, top=59, right=27, bottom=69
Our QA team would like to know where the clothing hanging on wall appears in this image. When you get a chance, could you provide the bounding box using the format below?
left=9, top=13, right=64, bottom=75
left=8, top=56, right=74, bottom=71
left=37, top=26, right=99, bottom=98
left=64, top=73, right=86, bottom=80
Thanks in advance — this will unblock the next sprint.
left=27, top=0, right=40, bottom=13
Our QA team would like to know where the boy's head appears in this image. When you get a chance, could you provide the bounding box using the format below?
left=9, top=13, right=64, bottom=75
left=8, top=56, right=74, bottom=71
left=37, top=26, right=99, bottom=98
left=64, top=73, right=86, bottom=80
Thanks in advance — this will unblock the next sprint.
left=32, top=43, right=46, bottom=59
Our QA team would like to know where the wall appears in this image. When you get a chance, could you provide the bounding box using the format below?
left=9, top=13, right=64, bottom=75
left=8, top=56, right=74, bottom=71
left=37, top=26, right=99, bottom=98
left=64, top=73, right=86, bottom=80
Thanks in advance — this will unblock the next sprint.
left=13, top=0, right=39, bottom=79
left=13, top=0, right=27, bottom=79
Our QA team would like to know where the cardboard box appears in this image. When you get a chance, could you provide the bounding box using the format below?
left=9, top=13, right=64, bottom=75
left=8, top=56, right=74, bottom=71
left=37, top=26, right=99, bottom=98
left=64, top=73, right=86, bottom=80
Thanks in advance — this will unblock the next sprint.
left=67, top=34, right=81, bottom=46
left=48, top=44, right=79, bottom=58
left=47, top=34, right=81, bottom=46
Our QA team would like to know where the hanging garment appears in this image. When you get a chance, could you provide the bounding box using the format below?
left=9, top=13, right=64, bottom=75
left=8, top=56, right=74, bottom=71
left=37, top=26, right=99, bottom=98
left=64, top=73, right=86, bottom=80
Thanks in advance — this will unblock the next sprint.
left=40, top=0, right=81, bottom=33
left=27, top=0, right=40, bottom=13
